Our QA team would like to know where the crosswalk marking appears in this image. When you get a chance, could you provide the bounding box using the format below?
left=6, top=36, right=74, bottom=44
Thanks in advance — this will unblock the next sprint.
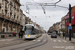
left=33, top=40, right=41, bottom=42
left=0, top=39, right=13, bottom=41
left=33, top=40, right=36, bottom=41
left=38, top=40, right=41, bottom=41
left=58, top=40, right=61, bottom=42
left=52, top=40, right=67, bottom=43
left=53, top=40, right=56, bottom=42
left=62, top=40, right=67, bottom=43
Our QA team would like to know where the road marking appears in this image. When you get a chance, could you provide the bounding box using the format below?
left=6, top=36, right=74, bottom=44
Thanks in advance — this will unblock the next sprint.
left=62, top=40, right=67, bottom=43
left=53, top=40, right=56, bottom=42
left=0, top=39, right=13, bottom=41
left=43, top=40, right=46, bottom=42
left=58, top=40, right=61, bottom=42
left=38, top=40, right=41, bottom=41
left=33, top=40, right=36, bottom=41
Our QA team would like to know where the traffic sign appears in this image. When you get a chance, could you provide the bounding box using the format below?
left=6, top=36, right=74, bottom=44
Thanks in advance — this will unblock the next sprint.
left=68, top=26, right=72, bottom=30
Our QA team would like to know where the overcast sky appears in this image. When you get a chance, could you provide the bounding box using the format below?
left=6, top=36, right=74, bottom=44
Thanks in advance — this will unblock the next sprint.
left=20, top=0, right=75, bottom=31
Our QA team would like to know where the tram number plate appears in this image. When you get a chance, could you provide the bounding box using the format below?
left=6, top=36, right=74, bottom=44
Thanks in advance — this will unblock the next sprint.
left=27, top=35, right=29, bottom=37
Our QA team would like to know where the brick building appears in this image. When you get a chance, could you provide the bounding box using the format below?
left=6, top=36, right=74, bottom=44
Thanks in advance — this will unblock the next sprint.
left=65, top=6, right=75, bottom=36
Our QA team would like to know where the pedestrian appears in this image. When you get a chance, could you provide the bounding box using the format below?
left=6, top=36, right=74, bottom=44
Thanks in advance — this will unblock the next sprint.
left=13, top=32, right=15, bottom=37
left=63, top=33, right=65, bottom=38
left=19, top=32, right=23, bottom=38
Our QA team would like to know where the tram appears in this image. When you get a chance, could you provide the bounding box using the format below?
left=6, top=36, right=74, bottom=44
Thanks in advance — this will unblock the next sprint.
left=23, top=24, right=42, bottom=39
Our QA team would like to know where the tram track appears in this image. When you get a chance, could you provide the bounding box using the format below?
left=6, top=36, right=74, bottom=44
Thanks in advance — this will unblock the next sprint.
left=0, top=35, right=43, bottom=48
left=25, top=35, right=48, bottom=50
left=0, top=40, right=30, bottom=48
left=10, top=34, right=48, bottom=50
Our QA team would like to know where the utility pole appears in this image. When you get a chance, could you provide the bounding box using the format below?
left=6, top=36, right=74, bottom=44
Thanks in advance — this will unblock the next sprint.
left=69, top=4, right=71, bottom=41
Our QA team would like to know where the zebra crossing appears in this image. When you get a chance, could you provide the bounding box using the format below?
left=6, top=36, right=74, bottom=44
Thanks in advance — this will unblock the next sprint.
left=52, top=39, right=67, bottom=43
left=33, top=39, right=67, bottom=43
left=0, top=39, right=14, bottom=41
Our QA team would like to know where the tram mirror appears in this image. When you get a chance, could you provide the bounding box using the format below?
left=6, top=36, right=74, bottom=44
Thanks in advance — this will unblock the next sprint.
left=32, top=26, right=34, bottom=31
left=25, top=26, right=26, bottom=31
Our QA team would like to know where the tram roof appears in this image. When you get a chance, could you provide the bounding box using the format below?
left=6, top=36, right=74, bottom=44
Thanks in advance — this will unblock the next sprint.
left=25, top=24, right=34, bottom=26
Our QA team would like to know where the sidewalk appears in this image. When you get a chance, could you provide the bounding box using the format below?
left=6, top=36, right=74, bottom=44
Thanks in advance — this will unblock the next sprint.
left=0, top=36, right=24, bottom=48
left=58, top=35, right=75, bottom=44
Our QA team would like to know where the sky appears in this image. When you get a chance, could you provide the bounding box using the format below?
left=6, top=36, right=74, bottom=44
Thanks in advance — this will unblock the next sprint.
left=20, top=0, right=75, bottom=31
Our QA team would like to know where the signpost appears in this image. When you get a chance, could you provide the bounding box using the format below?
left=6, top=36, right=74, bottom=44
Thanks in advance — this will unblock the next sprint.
left=68, top=26, right=72, bottom=30
left=69, top=4, right=72, bottom=41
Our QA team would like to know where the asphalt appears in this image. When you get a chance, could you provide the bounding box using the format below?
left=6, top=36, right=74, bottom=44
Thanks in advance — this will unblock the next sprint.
left=0, top=33, right=75, bottom=50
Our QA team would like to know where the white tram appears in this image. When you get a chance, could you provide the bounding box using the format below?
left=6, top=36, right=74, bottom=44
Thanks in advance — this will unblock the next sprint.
left=23, top=24, right=42, bottom=39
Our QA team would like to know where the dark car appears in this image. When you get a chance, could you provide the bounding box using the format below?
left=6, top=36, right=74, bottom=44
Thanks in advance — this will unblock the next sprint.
left=48, top=33, right=51, bottom=35
left=51, top=33, right=57, bottom=38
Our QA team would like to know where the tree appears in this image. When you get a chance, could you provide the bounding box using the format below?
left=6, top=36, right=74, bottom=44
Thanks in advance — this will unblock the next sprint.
left=60, top=29, right=67, bottom=33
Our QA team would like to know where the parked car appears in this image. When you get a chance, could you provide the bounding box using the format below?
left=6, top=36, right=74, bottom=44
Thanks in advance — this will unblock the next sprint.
left=51, top=33, right=57, bottom=38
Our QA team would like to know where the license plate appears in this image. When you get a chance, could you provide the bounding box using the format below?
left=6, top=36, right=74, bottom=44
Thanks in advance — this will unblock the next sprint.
left=27, top=35, right=29, bottom=37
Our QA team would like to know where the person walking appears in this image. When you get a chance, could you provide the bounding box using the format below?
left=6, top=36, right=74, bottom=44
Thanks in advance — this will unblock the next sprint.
left=63, top=33, right=65, bottom=38
left=19, top=32, right=23, bottom=39
left=13, top=32, right=15, bottom=37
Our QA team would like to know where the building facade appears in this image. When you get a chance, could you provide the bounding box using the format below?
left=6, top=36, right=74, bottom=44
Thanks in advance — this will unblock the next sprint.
left=61, top=17, right=66, bottom=29
left=65, top=6, right=75, bottom=37
left=22, top=14, right=26, bottom=31
left=0, top=0, right=23, bottom=33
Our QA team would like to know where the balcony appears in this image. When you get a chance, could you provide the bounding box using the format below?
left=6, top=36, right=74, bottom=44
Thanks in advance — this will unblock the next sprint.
left=14, top=6, right=16, bottom=9
left=0, top=13, right=4, bottom=18
left=10, top=1, right=13, bottom=6
left=0, top=3, right=1, bottom=8
left=5, top=0, right=9, bottom=3
left=15, top=0, right=21, bottom=6
left=5, top=15, right=8, bottom=19
left=8, top=17, right=11, bottom=19
left=13, top=19, right=17, bottom=22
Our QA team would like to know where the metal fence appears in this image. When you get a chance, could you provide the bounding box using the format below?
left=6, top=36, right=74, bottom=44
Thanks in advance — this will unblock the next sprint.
left=0, top=32, right=18, bottom=38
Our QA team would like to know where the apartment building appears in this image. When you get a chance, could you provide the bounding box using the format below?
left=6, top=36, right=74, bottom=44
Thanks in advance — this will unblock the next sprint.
left=0, top=0, right=23, bottom=33
left=22, top=14, right=26, bottom=31
left=61, top=17, right=66, bottom=29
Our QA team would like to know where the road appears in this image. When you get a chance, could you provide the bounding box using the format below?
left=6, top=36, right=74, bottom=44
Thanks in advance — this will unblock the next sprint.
left=0, top=34, right=75, bottom=50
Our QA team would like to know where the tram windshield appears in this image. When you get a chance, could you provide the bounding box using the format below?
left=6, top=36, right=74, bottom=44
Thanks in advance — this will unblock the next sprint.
left=25, top=26, right=32, bottom=35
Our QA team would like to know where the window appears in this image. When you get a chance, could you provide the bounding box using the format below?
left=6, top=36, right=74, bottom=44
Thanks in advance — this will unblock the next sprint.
left=3, top=24, right=6, bottom=27
left=66, top=19, right=67, bottom=22
left=5, top=11, right=7, bottom=16
left=17, top=16, right=18, bottom=19
left=14, top=15, right=15, bottom=19
left=9, top=25, right=11, bottom=32
left=2, top=10, right=3, bottom=14
left=5, top=3, right=7, bottom=8
left=71, top=16, right=74, bottom=20
left=20, top=14, right=21, bottom=20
